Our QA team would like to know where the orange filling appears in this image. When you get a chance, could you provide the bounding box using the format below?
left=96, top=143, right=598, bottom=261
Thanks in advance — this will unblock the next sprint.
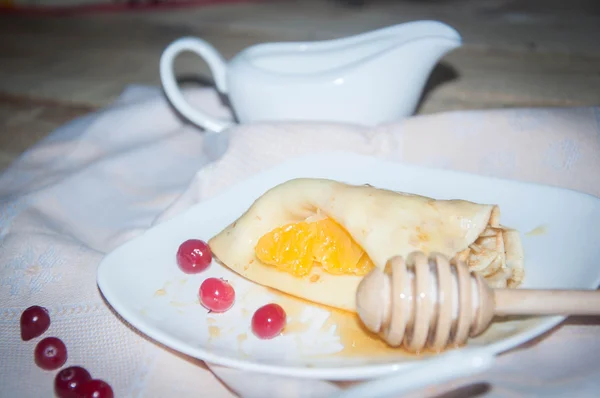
left=254, top=217, right=375, bottom=277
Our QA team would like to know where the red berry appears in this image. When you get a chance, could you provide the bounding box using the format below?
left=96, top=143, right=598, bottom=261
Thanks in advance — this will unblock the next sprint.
left=199, top=278, right=235, bottom=313
left=251, top=304, right=286, bottom=339
left=176, top=239, right=212, bottom=274
left=34, top=336, right=67, bottom=370
left=20, top=305, right=51, bottom=341
left=54, top=366, right=92, bottom=398
left=76, top=379, right=114, bottom=398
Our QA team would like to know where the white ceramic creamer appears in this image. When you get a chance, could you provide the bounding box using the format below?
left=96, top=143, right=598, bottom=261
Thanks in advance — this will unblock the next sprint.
left=159, top=20, right=462, bottom=133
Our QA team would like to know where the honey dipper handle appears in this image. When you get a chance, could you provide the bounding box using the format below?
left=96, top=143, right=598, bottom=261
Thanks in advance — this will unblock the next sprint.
left=494, top=289, right=600, bottom=316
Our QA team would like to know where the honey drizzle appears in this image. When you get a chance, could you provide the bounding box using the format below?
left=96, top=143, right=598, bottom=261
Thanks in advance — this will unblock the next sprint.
left=267, top=288, right=424, bottom=359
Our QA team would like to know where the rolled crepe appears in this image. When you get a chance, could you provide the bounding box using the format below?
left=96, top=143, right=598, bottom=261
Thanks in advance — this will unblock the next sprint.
left=209, top=178, right=524, bottom=312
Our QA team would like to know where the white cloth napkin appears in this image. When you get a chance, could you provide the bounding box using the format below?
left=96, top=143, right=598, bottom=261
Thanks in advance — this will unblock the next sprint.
left=2, top=85, right=600, bottom=398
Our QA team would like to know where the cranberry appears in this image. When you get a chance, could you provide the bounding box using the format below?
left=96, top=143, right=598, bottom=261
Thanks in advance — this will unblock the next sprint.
left=54, top=366, right=92, bottom=398
left=20, top=305, right=51, bottom=341
left=76, top=379, right=114, bottom=398
left=252, top=303, right=287, bottom=339
left=199, top=277, right=235, bottom=313
left=34, top=336, right=67, bottom=370
left=176, top=239, right=212, bottom=274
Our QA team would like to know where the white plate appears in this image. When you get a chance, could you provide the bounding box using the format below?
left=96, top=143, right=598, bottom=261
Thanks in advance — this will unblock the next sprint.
left=97, top=151, right=600, bottom=381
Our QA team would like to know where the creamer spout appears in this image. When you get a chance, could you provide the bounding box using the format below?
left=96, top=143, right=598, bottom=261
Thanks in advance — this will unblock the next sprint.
left=386, top=20, right=462, bottom=70
left=408, top=34, right=462, bottom=66
left=390, top=20, right=462, bottom=62
left=396, top=20, right=462, bottom=45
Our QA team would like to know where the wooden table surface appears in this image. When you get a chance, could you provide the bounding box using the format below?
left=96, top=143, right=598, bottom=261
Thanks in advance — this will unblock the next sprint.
left=1, top=0, right=600, bottom=171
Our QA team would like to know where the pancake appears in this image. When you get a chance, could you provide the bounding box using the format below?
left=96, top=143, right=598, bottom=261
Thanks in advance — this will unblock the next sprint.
left=208, top=178, right=524, bottom=312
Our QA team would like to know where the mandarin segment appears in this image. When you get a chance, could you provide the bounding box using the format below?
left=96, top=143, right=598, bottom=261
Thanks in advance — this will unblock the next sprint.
left=354, top=253, right=376, bottom=276
left=314, top=218, right=371, bottom=275
left=255, top=221, right=316, bottom=276
left=254, top=217, right=375, bottom=277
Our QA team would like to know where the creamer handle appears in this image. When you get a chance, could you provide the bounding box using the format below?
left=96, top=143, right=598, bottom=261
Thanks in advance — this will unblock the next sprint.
left=159, top=37, right=233, bottom=133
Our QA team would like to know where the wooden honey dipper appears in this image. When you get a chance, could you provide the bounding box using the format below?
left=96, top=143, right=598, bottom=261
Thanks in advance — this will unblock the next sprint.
left=355, top=251, right=600, bottom=353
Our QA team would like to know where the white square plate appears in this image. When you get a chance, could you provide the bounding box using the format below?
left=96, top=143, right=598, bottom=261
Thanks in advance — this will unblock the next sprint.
left=97, top=151, right=600, bottom=380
